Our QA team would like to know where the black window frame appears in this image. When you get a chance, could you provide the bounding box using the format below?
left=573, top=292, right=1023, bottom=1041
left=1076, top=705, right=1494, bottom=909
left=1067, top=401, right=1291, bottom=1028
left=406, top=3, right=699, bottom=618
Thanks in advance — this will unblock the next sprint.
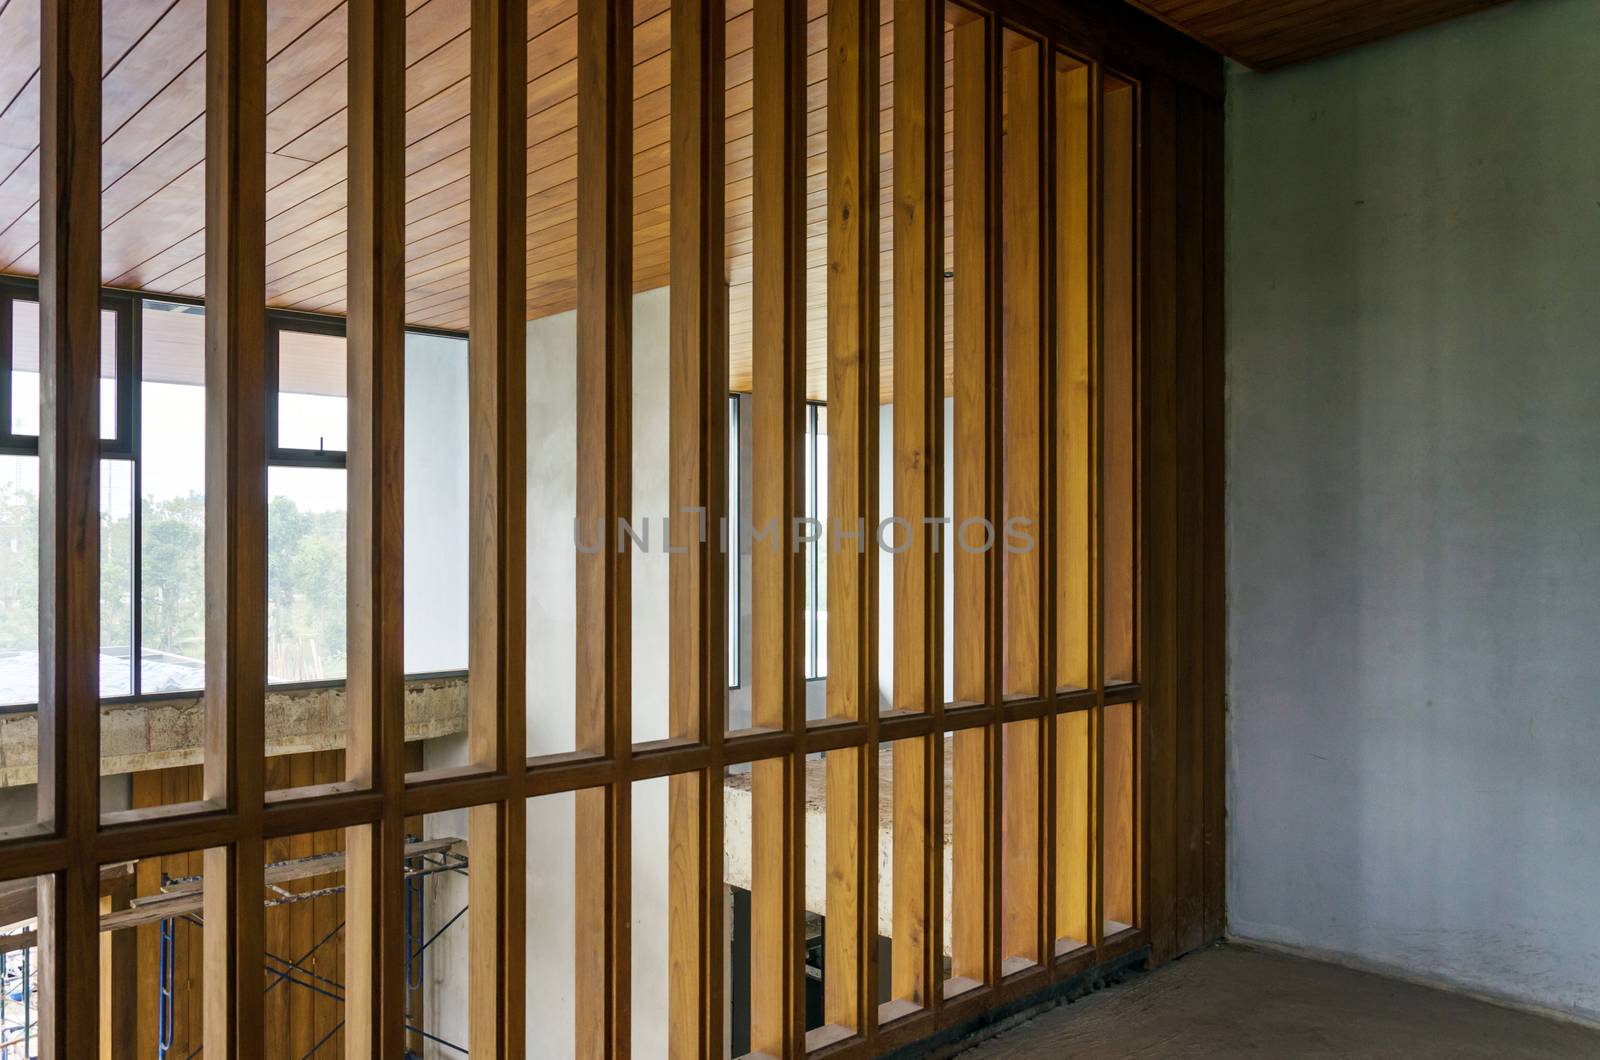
left=266, top=311, right=349, bottom=470
left=0, top=275, right=471, bottom=713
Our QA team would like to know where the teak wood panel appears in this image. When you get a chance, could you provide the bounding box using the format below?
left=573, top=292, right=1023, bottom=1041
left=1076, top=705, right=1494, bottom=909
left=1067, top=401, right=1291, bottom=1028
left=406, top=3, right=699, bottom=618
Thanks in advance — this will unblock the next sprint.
left=1, top=0, right=1226, bottom=1056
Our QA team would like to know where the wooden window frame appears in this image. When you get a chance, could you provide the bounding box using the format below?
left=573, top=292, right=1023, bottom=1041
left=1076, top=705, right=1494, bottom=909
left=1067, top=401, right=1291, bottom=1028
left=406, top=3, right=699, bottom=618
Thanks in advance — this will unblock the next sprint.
left=0, top=0, right=1224, bottom=1055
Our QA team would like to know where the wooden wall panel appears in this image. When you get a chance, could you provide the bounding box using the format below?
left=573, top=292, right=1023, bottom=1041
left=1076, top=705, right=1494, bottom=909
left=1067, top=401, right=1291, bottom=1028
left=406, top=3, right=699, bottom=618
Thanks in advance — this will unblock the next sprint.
left=0, top=0, right=1226, bottom=1055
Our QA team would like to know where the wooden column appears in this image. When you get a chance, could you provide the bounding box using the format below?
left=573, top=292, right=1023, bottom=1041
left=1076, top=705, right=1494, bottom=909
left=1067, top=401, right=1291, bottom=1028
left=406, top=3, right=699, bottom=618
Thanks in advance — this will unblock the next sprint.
left=467, top=0, right=528, bottom=1048
left=750, top=0, right=808, bottom=1050
left=1000, top=35, right=1045, bottom=969
left=890, top=0, right=944, bottom=1012
left=36, top=0, right=103, bottom=1049
left=949, top=10, right=1000, bottom=990
left=201, top=0, right=269, bottom=1052
left=824, top=0, right=880, bottom=1034
left=342, top=0, right=407, bottom=1050
left=668, top=0, right=728, bottom=1052
left=576, top=0, right=632, bottom=1054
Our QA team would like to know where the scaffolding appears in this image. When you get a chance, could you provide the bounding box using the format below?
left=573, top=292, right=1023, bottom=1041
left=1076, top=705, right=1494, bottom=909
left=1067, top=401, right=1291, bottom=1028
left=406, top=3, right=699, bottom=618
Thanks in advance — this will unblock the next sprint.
left=0, top=837, right=469, bottom=1060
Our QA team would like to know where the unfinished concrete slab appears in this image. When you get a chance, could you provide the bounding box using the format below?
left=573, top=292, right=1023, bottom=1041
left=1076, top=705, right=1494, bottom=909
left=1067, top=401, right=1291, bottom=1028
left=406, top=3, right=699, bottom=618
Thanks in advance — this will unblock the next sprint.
left=958, top=943, right=1600, bottom=1059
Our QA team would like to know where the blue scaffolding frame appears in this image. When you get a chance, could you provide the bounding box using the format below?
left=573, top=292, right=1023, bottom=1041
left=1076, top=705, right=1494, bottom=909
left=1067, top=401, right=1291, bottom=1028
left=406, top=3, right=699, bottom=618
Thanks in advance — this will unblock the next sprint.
left=152, top=839, right=469, bottom=1059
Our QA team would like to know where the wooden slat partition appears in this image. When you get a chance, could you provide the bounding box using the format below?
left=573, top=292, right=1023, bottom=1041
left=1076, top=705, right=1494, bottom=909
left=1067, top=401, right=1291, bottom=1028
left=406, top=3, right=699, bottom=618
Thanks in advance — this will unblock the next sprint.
left=575, top=0, right=632, bottom=1054
left=0, top=0, right=1231, bottom=1053
left=668, top=0, right=729, bottom=1051
left=466, top=0, right=528, bottom=1049
left=200, top=0, right=269, bottom=1051
left=35, top=0, right=104, bottom=1050
left=342, top=0, right=408, bottom=1050
left=889, top=0, right=945, bottom=1015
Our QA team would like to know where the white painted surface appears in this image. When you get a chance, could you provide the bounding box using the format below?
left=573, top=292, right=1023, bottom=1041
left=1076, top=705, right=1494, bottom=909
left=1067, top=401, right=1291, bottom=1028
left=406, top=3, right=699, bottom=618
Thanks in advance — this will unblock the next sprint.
left=1227, top=0, right=1600, bottom=1023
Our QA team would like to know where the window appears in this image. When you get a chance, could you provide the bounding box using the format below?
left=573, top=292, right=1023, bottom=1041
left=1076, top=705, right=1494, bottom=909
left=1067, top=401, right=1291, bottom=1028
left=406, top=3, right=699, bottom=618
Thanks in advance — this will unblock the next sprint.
left=0, top=284, right=134, bottom=706
left=0, top=283, right=470, bottom=707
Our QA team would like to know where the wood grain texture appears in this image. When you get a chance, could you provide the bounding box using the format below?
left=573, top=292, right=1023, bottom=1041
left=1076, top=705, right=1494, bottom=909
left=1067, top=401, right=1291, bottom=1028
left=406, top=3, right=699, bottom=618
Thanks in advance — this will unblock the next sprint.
left=34, top=0, right=105, bottom=1051
left=0, top=0, right=953, bottom=401
left=748, top=0, right=808, bottom=1052
left=574, top=1, right=633, bottom=1054
left=822, top=0, right=881, bottom=1034
left=465, top=0, right=529, bottom=1049
left=888, top=0, right=943, bottom=1013
left=666, top=0, right=728, bottom=1051
left=340, top=0, right=408, bottom=1050
left=199, top=0, right=269, bottom=1052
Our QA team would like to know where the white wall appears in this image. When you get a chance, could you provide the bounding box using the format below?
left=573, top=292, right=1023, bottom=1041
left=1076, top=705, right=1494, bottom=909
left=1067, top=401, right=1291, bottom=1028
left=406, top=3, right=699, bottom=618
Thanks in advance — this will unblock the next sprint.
left=1227, top=0, right=1600, bottom=1023
left=423, top=289, right=676, bottom=1056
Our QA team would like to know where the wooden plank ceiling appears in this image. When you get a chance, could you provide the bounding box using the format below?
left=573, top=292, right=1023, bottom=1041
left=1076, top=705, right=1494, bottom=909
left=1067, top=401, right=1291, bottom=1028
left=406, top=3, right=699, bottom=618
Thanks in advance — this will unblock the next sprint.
left=1122, top=0, right=1515, bottom=70
left=0, top=0, right=956, bottom=400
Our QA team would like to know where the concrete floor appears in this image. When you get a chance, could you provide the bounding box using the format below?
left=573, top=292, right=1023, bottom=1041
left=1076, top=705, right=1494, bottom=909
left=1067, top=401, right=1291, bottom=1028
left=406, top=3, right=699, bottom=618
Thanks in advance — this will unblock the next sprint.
left=960, top=942, right=1600, bottom=1058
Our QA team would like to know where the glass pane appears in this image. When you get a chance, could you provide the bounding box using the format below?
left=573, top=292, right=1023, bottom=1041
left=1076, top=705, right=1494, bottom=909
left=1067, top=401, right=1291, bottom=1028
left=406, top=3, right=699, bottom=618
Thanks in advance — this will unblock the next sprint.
left=525, top=789, right=578, bottom=1056
left=139, top=300, right=207, bottom=694
left=276, top=328, right=347, bottom=454
left=100, top=459, right=134, bottom=697
left=403, top=332, right=469, bottom=674
left=8, top=299, right=118, bottom=439
left=0, top=455, right=39, bottom=707
left=267, top=466, right=347, bottom=683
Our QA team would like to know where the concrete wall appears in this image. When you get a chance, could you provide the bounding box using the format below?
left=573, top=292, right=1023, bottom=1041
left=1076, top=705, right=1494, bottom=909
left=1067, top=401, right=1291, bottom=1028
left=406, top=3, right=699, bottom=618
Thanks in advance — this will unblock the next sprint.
left=1226, top=0, right=1600, bottom=1023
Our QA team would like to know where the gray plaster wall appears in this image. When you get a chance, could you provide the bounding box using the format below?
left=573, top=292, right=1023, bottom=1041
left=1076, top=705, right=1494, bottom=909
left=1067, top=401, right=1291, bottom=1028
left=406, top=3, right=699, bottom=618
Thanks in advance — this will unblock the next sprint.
left=1226, top=0, right=1600, bottom=1023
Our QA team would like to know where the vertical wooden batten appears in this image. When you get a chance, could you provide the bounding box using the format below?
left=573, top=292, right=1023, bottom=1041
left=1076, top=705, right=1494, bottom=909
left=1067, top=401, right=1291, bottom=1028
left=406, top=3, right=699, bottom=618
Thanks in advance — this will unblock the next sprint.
left=823, top=0, right=881, bottom=1036
left=467, top=0, right=528, bottom=1048
left=201, top=0, right=269, bottom=1051
left=576, top=0, right=633, bottom=1053
left=948, top=8, right=1001, bottom=990
left=749, top=0, right=809, bottom=1050
left=343, top=0, right=408, bottom=1050
left=667, top=0, right=728, bottom=1051
left=1000, top=33, right=1046, bottom=970
left=35, top=0, right=104, bottom=1050
left=890, top=0, right=945, bottom=1015
left=1052, top=54, right=1098, bottom=953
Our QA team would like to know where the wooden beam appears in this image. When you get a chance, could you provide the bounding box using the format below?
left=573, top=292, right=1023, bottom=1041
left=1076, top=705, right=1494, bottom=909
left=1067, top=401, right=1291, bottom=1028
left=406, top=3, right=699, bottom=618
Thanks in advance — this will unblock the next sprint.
left=890, top=0, right=944, bottom=1013
left=199, top=0, right=269, bottom=1052
left=35, top=4, right=104, bottom=1050
left=823, top=0, right=880, bottom=1034
left=576, top=0, right=632, bottom=1054
left=1001, top=35, right=1045, bottom=969
left=466, top=0, right=528, bottom=1048
left=948, top=11, right=999, bottom=988
left=749, top=0, right=808, bottom=1050
left=668, top=0, right=728, bottom=1052
left=342, top=0, right=408, bottom=1050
